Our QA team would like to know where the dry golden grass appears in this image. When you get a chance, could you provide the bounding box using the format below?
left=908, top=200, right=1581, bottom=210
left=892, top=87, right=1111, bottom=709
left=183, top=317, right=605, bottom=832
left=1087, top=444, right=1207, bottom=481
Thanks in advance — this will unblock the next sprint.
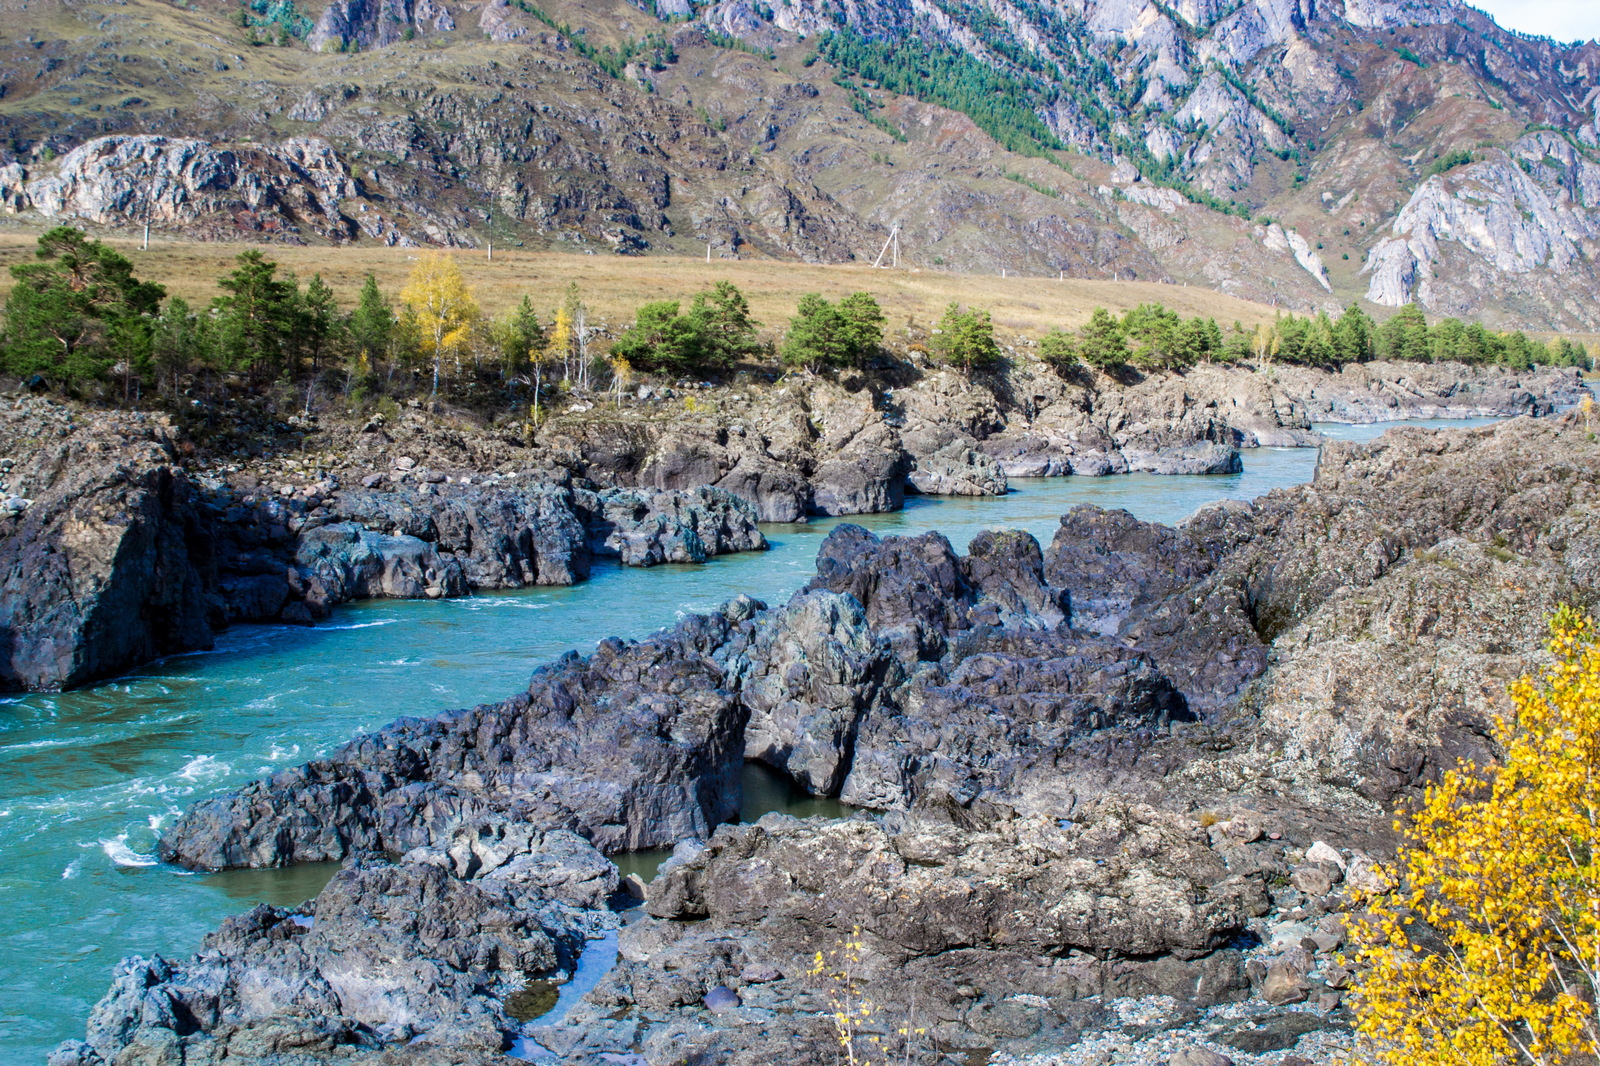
left=0, top=231, right=1288, bottom=338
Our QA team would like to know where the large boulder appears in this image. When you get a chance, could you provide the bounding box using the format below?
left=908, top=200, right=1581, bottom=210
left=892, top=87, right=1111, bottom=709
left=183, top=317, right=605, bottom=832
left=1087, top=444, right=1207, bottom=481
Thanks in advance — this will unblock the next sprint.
left=584, top=485, right=766, bottom=566
left=294, top=523, right=469, bottom=601
left=906, top=438, right=1009, bottom=496
left=727, top=590, right=901, bottom=795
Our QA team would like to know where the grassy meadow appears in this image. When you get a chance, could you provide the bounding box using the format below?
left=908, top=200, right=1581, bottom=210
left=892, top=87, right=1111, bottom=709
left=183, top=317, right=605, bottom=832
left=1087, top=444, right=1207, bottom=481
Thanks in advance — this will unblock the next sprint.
left=0, top=230, right=1290, bottom=341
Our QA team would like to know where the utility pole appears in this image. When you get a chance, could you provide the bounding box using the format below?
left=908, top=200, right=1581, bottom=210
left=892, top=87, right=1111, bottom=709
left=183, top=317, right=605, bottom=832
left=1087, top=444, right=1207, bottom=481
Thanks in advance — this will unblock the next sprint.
left=873, top=223, right=900, bottom=268
left=142, top=223, right=149, bottom=251
left=487, top=238, right=492, bottom=262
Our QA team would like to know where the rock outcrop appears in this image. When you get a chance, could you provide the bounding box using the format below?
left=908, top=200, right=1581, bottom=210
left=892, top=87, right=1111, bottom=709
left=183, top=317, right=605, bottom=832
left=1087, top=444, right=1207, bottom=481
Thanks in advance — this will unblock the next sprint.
left=8, top=136, right=376, bottom=243
left=158, top=597, right=758, bottom=867
left=1364, top=134, right=1600, bottom=327
left=50, top=824, right=617, bottom=1066
left=0, top=404, right=213, bottom=690
left=0, top=400, right=767, bottom=692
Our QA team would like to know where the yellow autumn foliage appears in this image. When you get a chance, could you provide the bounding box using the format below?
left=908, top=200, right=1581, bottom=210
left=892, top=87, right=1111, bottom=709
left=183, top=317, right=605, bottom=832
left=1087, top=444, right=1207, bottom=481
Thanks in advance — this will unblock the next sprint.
left=398, top=252, right=479, bottom=394
left=544, top=304, right=573, bottom=368
left=1350, top=606, right=1600, bottom=1066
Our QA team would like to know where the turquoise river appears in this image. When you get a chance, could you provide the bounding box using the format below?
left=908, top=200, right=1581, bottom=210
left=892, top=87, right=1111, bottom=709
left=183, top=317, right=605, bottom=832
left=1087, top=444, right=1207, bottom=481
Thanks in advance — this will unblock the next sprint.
left=0, top=419, right=1497, bottom=1060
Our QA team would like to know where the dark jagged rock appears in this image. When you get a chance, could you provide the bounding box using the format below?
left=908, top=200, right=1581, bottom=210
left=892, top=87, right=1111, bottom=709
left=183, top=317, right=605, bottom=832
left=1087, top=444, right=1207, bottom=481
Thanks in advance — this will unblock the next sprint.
left=331, top=482, right=592, bottom=587
left=293, top=523, right=470, bottom=602
left=1044, top=503, right=1266, bottom=715
left=0, top=401, right=766, bottom=691
left=568, top=807, right=1267, bottom=1062
left=159, top=600, right=757, bottom=869
left=69, top=415, right=1600, bottom=1066
left=806, top=525, right=974, bottom=662
left=905, top=438, right=1009, bottom=496
left=0, top=441, right=213, bottom=690
left=727, top=589, right=902, bottom=795
left=582, top=484, right=767, bottom=565
left=52, top=824, right=614, bottom=1066
left=840, top=628, right=1188, bottom=810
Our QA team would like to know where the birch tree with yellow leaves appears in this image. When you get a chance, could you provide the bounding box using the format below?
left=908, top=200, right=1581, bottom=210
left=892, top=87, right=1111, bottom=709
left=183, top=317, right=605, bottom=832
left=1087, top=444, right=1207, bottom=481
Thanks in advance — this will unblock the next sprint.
left=1350, top=606, right=1600, bottom=1066
left=398, top=252, right=479, bottom=396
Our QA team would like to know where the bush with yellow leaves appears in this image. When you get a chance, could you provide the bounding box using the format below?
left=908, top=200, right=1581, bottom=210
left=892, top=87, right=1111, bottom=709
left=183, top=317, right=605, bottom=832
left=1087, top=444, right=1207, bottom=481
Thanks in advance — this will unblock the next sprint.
left=808, top=927, right=929, bottom=1066
left=1350, top=606, right=1600, bottom=1066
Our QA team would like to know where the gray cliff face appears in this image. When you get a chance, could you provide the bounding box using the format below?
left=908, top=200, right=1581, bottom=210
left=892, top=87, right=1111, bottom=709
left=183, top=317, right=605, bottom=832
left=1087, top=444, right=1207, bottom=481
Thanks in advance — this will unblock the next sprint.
left=308, top=0, right=457, bottom=54
left=1363, top=134, right=1600, bottom=325
left=4, top=135, right=381, bottom=243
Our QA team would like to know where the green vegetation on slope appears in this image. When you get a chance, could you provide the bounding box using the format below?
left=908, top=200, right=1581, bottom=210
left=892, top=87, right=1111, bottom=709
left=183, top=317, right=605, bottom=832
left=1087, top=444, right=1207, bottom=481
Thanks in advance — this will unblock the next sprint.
left=818, top=30, right=1064, bottom=157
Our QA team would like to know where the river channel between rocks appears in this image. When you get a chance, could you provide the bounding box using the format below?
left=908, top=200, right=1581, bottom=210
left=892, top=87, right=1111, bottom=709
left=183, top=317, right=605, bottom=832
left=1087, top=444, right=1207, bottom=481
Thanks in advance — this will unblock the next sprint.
left=0, top=419, right=1496, bottom=1060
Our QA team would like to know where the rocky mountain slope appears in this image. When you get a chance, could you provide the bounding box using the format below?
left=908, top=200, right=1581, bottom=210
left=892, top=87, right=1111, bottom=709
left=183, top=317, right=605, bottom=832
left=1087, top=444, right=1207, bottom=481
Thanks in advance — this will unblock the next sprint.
left=52, top=411, right=1600, bottom=1066
left=2, top=0, right=1598, bottom=327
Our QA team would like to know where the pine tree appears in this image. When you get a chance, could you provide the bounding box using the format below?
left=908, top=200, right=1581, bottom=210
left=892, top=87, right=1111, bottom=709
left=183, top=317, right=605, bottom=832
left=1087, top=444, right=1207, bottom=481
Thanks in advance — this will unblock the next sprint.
left=836, top=292, right=885, bottom=364
left=1, top=226, right=165, bottom=388
left=1075, top=307, right=1128, bottom=369
left=689, top=280, right=761, bottom=369
left=151, top=297, right=208, bottom=397
left=212, top=250, right=297, bottom=379
left=298, top=273, right=339, bottom=376
left=348, top=274, right=395, bottom=370
left=930, top=303, right=1001, bottom=373
left=1377, top=303, right=1430, bottom=362
left=1332, top=304, right=1375, bottom=363
left=781, top=293, right=852, bottom=372
left=610, top=301, right=705, bottom=374
left=1039, top=328, right=1079, bottom=374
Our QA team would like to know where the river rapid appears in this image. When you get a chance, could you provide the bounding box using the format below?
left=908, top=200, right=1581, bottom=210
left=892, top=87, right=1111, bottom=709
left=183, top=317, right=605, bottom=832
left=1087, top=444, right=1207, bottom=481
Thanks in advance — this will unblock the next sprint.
left=0, top=419, right=1494, bottom=1061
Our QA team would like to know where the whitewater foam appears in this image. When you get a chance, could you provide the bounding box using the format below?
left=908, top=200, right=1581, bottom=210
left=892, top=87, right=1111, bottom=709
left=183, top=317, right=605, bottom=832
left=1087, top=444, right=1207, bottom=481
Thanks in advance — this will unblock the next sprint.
left=100, top=833, right=158, bottom=867
left=176, top=754, right=230, bottom=782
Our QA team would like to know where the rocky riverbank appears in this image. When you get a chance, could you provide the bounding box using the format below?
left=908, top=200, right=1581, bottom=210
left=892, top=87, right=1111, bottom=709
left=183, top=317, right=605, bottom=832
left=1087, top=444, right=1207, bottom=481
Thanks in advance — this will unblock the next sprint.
left=51, top=413, right=1600, bottom=1065
left=6, top=358, right=1577, bottom=692
left=0, top=397, right=766, bottom=691
left=196, top=359, right=1586, bottom=521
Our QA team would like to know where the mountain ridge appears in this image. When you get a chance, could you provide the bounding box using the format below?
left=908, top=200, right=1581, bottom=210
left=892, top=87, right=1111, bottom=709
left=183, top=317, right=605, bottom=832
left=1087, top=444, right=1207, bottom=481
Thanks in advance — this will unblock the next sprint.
left=1, top=0, right=1598, bottom=327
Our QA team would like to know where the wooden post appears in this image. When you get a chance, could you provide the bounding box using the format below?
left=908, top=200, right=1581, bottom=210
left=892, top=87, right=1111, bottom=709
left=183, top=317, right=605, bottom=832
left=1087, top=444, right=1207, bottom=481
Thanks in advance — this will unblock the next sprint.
left=142, top=223, right=149, bottom=251
left=707, top=242, right=712, bottom=263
